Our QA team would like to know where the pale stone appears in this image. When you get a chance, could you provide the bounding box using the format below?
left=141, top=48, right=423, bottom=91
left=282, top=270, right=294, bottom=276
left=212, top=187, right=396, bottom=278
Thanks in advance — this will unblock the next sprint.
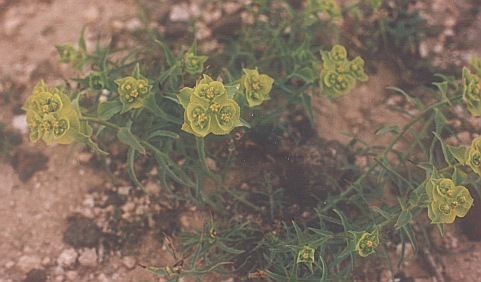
left=78, top=248, right=97, bottom=267
left=57, top=248, right=78, bottom=267
left=17, top=255, right=42, bottom=272
left=122, top=256, right=136, bottom=269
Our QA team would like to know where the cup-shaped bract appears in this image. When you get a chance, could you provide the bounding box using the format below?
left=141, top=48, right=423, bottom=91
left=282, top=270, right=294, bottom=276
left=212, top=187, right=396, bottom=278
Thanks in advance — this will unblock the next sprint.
left=462, top=67, right=481, bottom=116
left=353, top=229, right=379, bottom=257
left=348, top=56, right=369, bottom=82
left=467, top=136, right=481, bottom=175
left=184, top=52, right=208, bottom=75
left=297, top=246, right=315, bottom=264
left=178, top=75, right=242, bottom=137
left=241, top=68, right=274, bottom=107
left=425, top=178, right=474, bottom=224
left=115, top=75, right=152, bottom=113
left=320, top=69, right=356, bottom=97
left=55, top=44, right=78, bottom=64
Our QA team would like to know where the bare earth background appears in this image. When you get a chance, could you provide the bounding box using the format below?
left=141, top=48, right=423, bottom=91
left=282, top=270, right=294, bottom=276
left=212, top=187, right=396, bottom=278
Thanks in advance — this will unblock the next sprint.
left=1, top=0, right=481, bottom=281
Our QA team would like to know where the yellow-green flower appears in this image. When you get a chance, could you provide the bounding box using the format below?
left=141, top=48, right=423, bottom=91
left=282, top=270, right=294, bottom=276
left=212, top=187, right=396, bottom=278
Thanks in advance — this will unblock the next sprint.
left=467, top=136, right=481, bottom=175
left=350, top=229, right=379, bottom=257
left=425, top=178, right=473, bottom=224
left=184, top=52, right=208, bottom=74
left=55, top=44, right=78, bottom=63
left=308, top=0, right=341, bottom=17
left=114, top=65, right=153, bottom=113
left=178, top=75, right=242, bottom=137
left=297, top=246, right=315, bottom=264
left=462, top=67, right=481, bottom=116
left=241, top=68, right=274, bottom=107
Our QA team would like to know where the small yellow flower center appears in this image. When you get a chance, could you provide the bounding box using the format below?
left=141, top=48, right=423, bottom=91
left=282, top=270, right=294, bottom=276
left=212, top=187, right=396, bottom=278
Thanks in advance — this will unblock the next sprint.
left=130, top=90, right=139, bottom=98
left=209, top=103, right=220, bottom=113
left=337, top=66, right=345, bottom=73
left=441, top=204, right=450, bottom=212
left=125, top=84, right=132, bottom=90
left=63, top=49, right=68, bottom=55
left=366, top=240, right=373, bottom=248
left=451, top=201, right=459, bottom=208
left=43, top=122, right=51, bottom=131
left=351, top=64, right=358, bottom=71
left=42, top=105, right=50, bottom=113
left=206, top=87, right=215, bottom=99
left=197, top=113, right=207, bottom=123
left=337, top=75, right=344, bottom=82
left=221, top=113, right=231, bottom=122
left=138, top=83, right=144, bottom=89
left=252, top=82, right=260, bottom=90
left=447, top=189, right=454, bottom=197
left=302, top=253, right=309, bottom=259
left=53, top=121, right=59, bottom=128
left=191, top=59, right=197, bottom=65
left=459, top=196, right=466, bottom=204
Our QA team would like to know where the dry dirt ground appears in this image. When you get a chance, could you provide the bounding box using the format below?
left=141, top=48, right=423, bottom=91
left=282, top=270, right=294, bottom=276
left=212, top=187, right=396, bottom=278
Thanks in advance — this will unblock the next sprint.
left=1, top=0, right=481, bottom=281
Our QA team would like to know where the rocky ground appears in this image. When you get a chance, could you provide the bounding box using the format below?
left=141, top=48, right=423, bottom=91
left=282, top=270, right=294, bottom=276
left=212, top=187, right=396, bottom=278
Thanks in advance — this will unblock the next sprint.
left=1, top=0, right=481, bottom=281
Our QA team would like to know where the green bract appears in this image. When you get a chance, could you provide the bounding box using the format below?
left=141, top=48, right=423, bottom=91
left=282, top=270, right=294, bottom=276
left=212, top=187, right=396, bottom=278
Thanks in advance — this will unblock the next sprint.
left=350, top=229, right=379, bottom=257
left=241, top=68, right=274, bottom=107
left=425, top=178, right=473, bottom=224
left=319, top=45, right=369, bottom=98
left=308, top=0, right=341, bottom=17
left=462, top=67, right=481, bottom=116
left=114, top=64, right=153, bottom=113
left=23, top=80, right=86, bottom=145
left=178, top=75, right=242, bottom=137
left=467, top=136, right=481, bottom=175
left=184, top=52, right=208, bottom=74
left=55, top=44, right=78, bottom=63
left=297, top=246, right=315, bottom=264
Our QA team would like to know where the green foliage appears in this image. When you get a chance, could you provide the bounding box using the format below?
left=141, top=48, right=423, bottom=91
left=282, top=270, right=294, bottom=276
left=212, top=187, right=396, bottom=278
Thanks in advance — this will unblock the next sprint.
left=20, top=0, right=481, bottom=281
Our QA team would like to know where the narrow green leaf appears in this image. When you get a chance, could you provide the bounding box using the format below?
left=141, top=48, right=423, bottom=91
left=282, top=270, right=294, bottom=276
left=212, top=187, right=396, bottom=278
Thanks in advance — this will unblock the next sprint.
left=154, top=39, right=176, bottom=67
left=432, top=132, right=453, bottom=165
left=301, top=93, right=314, bottom=126
left=216, top=241, right=244, bottom=254
left=395, top=210, right=412, bottom=229
left=78, top=25, right=87, bottom=52
left=291, top=221, right=305, bottom=245
left=402, top=225, right=418, bottom=258
left=386, top=86, right=423, bottom=110
left=225, top=84, right=240, bottom=99
left=452, top=167, right=467, bottom=186
left=97, top=100, right=122, bottom=120
left=434, top=109, right=446, bottom=134
left=127, top=147, right=146, bottom=192
left=147, top=130, right=180, bottom=140
left=375, top=125, right=400, bottom=135
left=432, top=81, right=450, bottom=104
left=117, top=127, right=146, bottom=154
left=447, top=145, right=468, bottom=165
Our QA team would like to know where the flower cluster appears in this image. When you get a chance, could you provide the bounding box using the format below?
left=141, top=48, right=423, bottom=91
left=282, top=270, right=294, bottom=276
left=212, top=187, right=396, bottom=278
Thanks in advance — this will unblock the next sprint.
left=114, top=64, right=153, bottom=113
left=240, top=68, right=274, bottom=107
left=55, top=44, right=78, bottom=64
left=350, top=229, right=379, bottom=257
left=296, top=246, right=315, bottom=264
left=22, top=80, right=82, bottom=144
left=184, top=52, right=208, bottom=75
left=319, top=45, right=368, bottom=98
left=308, top=0, right=341, bottom=17
left=466, top=136, right=481, bottom=175
left=178, top=75, right=242, bottom=137
left=462, top=65, right=481, bottom=116
left=425, top=178, right=473, bottom=224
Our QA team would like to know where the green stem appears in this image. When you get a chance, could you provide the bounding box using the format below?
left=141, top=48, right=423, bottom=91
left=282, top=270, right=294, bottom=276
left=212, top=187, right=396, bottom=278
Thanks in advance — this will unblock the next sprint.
left=320, top=94, right=463, bottom=213
left=196, top=136, right=210, bottom=173
left=79, top=115, right=194, bottom=187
